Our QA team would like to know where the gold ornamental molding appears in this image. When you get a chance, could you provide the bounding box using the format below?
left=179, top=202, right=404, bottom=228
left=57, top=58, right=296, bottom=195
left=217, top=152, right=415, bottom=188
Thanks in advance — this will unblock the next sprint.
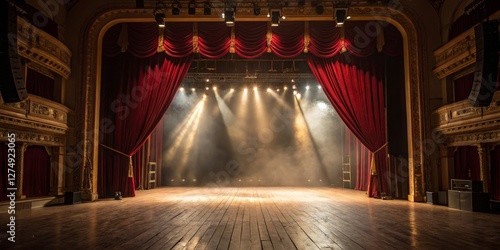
left=0, top=94, right=71, bottom=135
left=433, top=91, right=500, bottom=140
left=16, top=16, right=72, bottom=79
left=446, top=131, right=500, bottom=147
left=432, top=28, right=475, bottom=79
left=0, top=128, right=65, bottom=147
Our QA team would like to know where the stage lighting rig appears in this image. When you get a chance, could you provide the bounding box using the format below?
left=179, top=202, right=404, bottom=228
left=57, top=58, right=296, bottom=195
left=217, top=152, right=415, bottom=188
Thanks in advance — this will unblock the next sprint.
left=171, top=0, right=180, bottom=15
left=188, top=0, right=196, bottom=15
left=333, top=1, right=351, bottom=27
left=203, top=0, right=212, bottom=15
left=153, top=0, right=167, bottom=27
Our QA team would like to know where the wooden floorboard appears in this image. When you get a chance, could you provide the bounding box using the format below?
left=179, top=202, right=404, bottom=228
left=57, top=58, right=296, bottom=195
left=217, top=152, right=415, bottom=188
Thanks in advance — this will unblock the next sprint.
left=1, top=187, right=500, bottom=249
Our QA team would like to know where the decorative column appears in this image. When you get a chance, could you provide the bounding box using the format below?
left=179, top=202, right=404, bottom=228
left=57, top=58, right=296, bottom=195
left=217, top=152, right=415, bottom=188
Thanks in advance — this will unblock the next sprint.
left=477, top=144, right=491, bottom=193
left=14, top=143, right=27, bottom=200
left=81, top=154, right=97, bottom=201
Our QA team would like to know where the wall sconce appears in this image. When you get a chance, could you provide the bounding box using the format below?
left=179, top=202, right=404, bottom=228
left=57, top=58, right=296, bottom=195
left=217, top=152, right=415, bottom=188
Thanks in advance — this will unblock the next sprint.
left=153, top=0, right=167, bottom=27
left=171, top=0, right=180, bottom=15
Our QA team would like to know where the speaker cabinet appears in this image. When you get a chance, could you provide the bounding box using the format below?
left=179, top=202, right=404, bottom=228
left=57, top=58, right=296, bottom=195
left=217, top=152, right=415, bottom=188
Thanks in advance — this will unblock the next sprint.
left=0, top=1, right=27, bottom=103
left=468, top=20, right=500, bottom=107
left=64, top=191, right=82, bottom=205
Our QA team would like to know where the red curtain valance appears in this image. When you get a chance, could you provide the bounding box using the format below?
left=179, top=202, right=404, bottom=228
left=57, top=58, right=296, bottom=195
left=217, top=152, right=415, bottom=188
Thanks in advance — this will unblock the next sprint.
left=102, top=21, right=402, bottom=59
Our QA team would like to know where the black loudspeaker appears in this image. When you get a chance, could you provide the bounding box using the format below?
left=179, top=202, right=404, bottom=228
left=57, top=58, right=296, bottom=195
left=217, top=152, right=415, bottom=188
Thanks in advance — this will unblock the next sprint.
left=64, top=191, right=82, bottom=204
left=468, top=20, right=500, bottom=107
left=0, top=1, right=27, bottom=103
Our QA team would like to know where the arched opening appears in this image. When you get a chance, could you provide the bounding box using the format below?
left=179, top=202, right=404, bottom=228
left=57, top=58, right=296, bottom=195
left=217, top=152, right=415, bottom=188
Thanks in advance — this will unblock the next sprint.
left=94, top=19, right=408, bottom=199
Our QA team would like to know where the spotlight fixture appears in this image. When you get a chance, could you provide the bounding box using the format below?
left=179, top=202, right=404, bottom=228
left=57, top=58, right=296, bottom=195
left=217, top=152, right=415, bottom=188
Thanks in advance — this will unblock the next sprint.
left=224, top=6, right=235, bottom=26
left=203, top=0, right=211, bottom=15
left=270, top=9, right=282, bottom=27
left=188, top=0, right=196, bottom=15
left=180, top=87, right=185, bottom=91
left=171, top=0, right=180, bottom=15
left=334, top=8, right=350, bottom=26
left=191, top=88, right=196, bottom=92
left=153, top=0, right=167, bottom=27
left=252, top=2, right=261, bottom=16
left=334, top=1, right=351, bottom=27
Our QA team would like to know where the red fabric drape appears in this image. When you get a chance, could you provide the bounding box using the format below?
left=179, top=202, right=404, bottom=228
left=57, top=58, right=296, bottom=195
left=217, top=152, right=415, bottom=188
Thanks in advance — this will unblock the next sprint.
left=102, top=23, right=159, bottom=58
left=270, top=22, right=304, bottom=58
left=0, top=144, right=8, bottom=201
left=99, top=52, right=191, bottom=197
left=308, top=21, right=342, bottom=57
left=491, top=146, right=500, bottom=201
left=454, top=73, right=474, bottom=102
left=453, top=146, right=480, bottom=181
left=22, top=146, right=51, bottom=198
left=343, top=21, right=379, bottom=57
left=198, top=22, right=231, bottom=59
left=26, top=68, right=54, bottom=100
left=235, top=22, right=269, bottom=59
left=164, top=22, right=193, bottom=58
left=347, top=129, right=373, bottom=191
left=308, top=54, right=387, bottom=197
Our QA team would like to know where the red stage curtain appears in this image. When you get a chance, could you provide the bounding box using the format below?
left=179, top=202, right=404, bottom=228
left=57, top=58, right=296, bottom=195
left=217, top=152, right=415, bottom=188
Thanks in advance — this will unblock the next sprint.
left=270, top=22, right=304, bottom=58
left=491, top=146, right=500, bottom=201
left=102, top=23, right=159, bottom=58
left=22, top=146, right=51, bottom=198
left=308, top=21, right=342, bottom=57
left=343, top=21, right=378, bottom=57
left=454, top=73, right=474, bottom=102
left=26, top=68, right=54, bottom=100
left=99, top=52, right=192, bottom=198
left=235, top=22, right=268, bottom=59
left=308, top=54, right=387, bottom=197
left=344, top=127, right=372, bottom=191
left=164, top=22, right=193, bottom=58
left=198, top=22, right=231, bottom=59
left=453, top=146, right=480, bottom=181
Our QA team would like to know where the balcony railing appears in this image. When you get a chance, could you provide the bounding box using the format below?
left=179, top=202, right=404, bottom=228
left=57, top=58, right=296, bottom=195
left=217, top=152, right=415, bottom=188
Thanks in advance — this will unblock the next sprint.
left=433, top=92, right=500, bottom=146
left=0, top=94, right=71, bottom=135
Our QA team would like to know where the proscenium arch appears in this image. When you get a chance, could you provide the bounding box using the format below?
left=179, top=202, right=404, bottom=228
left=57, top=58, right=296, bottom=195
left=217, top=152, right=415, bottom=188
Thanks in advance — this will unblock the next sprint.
left=79, top=7, right=426, bottom=201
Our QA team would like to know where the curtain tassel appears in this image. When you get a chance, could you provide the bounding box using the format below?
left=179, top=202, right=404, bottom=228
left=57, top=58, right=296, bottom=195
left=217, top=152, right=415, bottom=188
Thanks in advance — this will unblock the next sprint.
left=370, top=143, right=388, bottom=176
left=128, top=155, right=134, bottom=178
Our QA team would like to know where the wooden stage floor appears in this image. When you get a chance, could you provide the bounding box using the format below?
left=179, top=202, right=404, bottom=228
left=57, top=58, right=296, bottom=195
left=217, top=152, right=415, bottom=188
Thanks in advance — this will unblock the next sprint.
left=1, top=187, right=500, bottom=249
